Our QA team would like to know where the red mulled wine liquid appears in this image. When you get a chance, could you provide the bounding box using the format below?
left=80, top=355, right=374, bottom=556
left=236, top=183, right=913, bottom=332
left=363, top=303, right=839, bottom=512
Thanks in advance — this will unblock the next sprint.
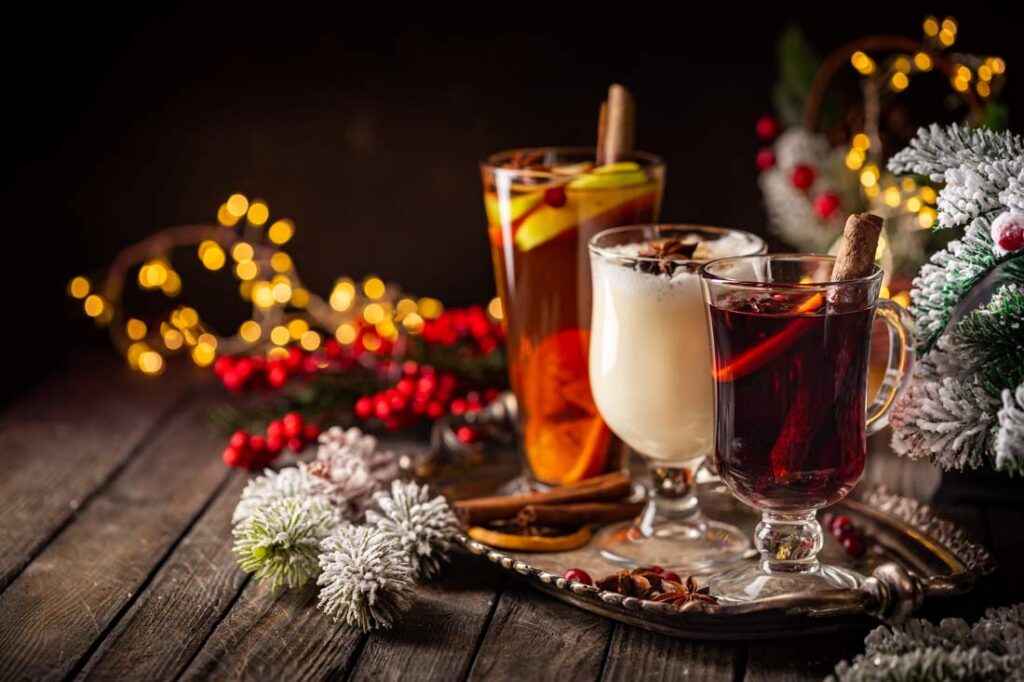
left=709, top=295, right=874, bottom=511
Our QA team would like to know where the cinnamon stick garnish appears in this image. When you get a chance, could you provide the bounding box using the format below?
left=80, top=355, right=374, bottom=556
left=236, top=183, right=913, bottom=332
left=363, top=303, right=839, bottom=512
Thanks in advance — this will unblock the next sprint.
left=831, top=213, right=883, bottom=282
left=452, top=471, right=632, bottom=526
left=517, top=501, right=644, bottom=527
left=603, top=84, right=635, bottom=165
left=596, top=100, right=609, bottom=166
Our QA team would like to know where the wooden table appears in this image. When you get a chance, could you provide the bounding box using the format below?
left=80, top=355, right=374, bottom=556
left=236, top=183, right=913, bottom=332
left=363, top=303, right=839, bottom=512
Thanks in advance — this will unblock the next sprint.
left=1, top=354, right=1021, bottom=681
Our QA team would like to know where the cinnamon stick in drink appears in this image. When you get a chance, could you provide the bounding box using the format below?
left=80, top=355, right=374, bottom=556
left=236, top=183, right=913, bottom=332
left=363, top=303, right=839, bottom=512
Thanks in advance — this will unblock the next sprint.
left=768, top=213, right=883, bottom=481
left=603, top=84, right=635, bottom=164
left=596, top=100, right=609, bottom=166
left=452, top=471, right=632, bottom=525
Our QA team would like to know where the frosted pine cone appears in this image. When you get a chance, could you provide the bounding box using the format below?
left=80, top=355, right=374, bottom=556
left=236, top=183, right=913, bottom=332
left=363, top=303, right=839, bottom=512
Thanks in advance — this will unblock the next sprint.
left=232, top=496, right=340, bottom=589
left=232, top=465, right=321, bottom=525
left=307, top=427, right=401, bottom=520
left=367, top=480, right=460, bottom=579
left=317, top=525, right=415, bottom=632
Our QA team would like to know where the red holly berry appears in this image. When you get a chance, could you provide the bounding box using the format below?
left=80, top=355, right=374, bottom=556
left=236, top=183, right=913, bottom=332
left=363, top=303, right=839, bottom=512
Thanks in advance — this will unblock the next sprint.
left=282, top=412, right=304, bottom=438
left=374, top=400, right=391, bottom=420
left=303, top=424, right=320, bottom=442
left=994, top=215, right=1024, bottom=254
left=222, top=370, right=245, bottom=393
left=214, top=356, right=235, bottom=378
left=790, top=164, right=816, bottom=190
left=544, top=186, right=567, bottom=208
left=755, top=147, right=776, bottom=171
left=229, top=431, right=250, bottom=450
left=249, top=435, right=267, bottom=453
left=426, top=402, right=444, bottom=420
left=840, top=532, right=866, bottom=558
left=266, top=420, right=284, bottom=439
left=222, top=446, right=242, bottom=467
left=755, top=114, right=779, bottom=140
left=562, top=568, right=592, bottom=585
left=455, top=425, right=477, bottom=443
left=354, top=397, right=373, bottom=418
left=267, top=363, right=289, bottom=389
left=829, top=515, right=854, bottom=537
left=266, top=434, right=284, bottom=456
left=813, top=192, right=841, bottom=219
left=285, top=346, right=304, bottom=370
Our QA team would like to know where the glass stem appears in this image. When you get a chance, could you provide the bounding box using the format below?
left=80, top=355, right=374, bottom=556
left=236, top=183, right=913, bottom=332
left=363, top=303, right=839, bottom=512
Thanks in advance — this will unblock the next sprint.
left=756, top=510, right=823, bottom=574
left=634, top=460, right=703, bottom=538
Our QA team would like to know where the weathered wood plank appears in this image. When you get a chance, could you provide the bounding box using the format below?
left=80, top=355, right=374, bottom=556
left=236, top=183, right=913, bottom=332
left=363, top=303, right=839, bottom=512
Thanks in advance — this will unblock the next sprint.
left=467, top=580, right=613, bottom=681
left=178, top=580, right=363, bottom=680
left=75, top=473, right=249, bottom=681
left=601, top=624, right=738, bottom=681
left=349, top=551, right=504, bottom=681
left=744, top=630, right=866, bottom=682
left=0, top=396, right=229, bottom=681
left=0, top=353, right=193, bottom=592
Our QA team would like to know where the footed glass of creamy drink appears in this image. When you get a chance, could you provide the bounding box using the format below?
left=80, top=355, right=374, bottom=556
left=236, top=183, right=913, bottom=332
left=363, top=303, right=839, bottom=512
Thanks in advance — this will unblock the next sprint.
left=588, top=225, right=766, bottom=571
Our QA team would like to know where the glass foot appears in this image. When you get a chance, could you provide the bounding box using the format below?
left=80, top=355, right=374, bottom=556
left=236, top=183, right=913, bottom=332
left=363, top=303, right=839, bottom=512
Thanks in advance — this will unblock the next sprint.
left=708, top=560, right=863, bottom=603
left=594, top=518, right=751, bottom=574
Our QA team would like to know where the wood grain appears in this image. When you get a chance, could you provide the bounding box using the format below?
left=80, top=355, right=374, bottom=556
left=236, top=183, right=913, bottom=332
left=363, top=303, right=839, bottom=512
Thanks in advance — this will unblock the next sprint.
left=350, top=551, right=504, bottom=681
left=178, top=581, right=363, bottom=680
left=0, top=396, right=229, bottom=680
left=75, top=473, right=249, bottom=680
left=0, top=353, right=193, bottom=592
left=601, top=624, right=739, bottom=681
left=467, top=581, right=613, bottom=680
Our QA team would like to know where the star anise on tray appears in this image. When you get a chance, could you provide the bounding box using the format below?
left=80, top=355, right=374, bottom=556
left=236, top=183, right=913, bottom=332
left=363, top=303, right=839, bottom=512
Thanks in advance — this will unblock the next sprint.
left=595, top=567, right=672, bottom=599
left=635, top=238, right=698, bottom=275
left=652, top=576, right=718, bottom=606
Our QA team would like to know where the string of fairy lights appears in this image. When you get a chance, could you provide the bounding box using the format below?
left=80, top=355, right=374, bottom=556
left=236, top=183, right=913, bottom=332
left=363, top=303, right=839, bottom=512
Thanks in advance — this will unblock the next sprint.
left=67, top=194, right=495, bottom=375
left=844, top=15, right=1006, bottom=231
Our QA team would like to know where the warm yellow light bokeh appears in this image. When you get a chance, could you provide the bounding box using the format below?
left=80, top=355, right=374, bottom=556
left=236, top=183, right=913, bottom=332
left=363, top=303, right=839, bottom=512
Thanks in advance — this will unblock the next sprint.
left=247, top=201, right=269, bottom=226
left=226, top=193, right=249, bottom=217
left=363, top=277, right=386, bottom=300
left=268, top=219, right=294, bottom=245
left=68, top=276, right=90, bottom=299
left=239, top=320, right=262, bottom=342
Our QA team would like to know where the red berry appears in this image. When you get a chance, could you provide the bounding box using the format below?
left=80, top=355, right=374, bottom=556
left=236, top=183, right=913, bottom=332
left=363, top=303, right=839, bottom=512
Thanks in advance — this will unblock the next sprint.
left=229, top=431, right=249, bottom=449
left=840, top=532, right=867, bottom=558
left=662, top=571, right=681, bottom=584
left=213, top=356, right=235, bottom=378
left=813, top=192, right=841, bottom=219
left=374, top=400, right=391, bottom=419
left=996, top=222, right=1024, bottom=253
left=234, top=357, right=253, bottom=380
left=266, top=434, right=284, bottom=455
left=282, top=412, right=304, bottom=438
left=384, top=416, right=401, bottom=430
left=249, top=435, right=267, bottom=453
left=396, top=378, right=415, bottom=397
left=355, top=397, right=373, bottom=419
left=790, top=164, right=816, bottom=190
left=647, top=565, right=665, bottom=574
left=222, top=370, right=245, bottom=392
left=287, top=436, right=305, bottom=452
left=755, top=114, right=779, bottom=140
left=285, top=346, right=304, bottom=370
left=266, top=420, right=284, bottom=439
left=267, top=364, right=289, bottom=389
left=562, top=568, right=592, bottom=585
left=222, top=446, right=241, bottom=467
left=426, top=402, right=444, bottom=419
left=450, top=398, right=467, bottom=415
left=455, top=425, right=476, bottom=443
left=303, top=424, right=320, bottom=442
left=544, top=186, right=567, bottom=208
left=830, top=515, right=854, bottom=537
left=755, top=147, right=776, bottom=171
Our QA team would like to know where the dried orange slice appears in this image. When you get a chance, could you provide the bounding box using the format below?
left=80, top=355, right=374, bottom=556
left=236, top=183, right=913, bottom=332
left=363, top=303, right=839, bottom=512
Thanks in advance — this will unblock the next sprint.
left=467, top=525, right=592, bottom=552
left=521, top=329, right=610, bottom=485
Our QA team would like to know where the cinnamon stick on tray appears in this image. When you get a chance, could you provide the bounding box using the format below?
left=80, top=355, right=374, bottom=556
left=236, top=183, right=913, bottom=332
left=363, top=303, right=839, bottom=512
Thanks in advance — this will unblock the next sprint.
left=452, top=471, right=632, bottom=526
left=517, top=501, right=645, bottom=527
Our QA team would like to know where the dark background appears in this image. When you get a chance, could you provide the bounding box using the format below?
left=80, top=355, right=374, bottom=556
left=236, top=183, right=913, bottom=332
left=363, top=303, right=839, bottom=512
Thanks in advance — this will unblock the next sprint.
left=3, top=7, right=1021, bottom=402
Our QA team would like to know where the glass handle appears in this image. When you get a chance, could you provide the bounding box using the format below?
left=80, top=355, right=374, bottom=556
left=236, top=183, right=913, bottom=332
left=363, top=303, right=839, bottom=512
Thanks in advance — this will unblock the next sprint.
left=865, top=298, right=914, bottom=436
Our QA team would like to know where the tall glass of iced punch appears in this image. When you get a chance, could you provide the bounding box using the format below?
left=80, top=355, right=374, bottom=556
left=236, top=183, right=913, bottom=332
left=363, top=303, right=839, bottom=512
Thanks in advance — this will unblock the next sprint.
left=481, top=148, right=665, bottom=486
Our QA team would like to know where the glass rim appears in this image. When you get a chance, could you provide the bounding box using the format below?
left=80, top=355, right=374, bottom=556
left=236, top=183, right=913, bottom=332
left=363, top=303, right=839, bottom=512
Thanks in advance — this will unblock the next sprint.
left=698, top=254, right=884, bottom=289
left=588, top=224, right=767, bottom=264
left=480, top=146, right=664, bottom=179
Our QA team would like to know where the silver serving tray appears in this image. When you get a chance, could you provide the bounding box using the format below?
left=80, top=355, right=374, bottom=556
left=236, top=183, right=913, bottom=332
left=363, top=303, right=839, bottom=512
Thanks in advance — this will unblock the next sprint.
left=456, top=484, right=995, bottom=640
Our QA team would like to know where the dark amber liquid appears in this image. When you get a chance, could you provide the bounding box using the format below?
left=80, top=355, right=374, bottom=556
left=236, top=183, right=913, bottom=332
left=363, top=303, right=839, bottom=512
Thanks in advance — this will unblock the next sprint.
left=709, top=300, right=874, bottom=511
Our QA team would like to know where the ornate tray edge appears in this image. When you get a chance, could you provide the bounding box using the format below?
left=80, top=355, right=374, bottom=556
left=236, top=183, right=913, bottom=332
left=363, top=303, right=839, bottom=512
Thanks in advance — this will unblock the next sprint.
left=859, top=485, right=997, bottom=576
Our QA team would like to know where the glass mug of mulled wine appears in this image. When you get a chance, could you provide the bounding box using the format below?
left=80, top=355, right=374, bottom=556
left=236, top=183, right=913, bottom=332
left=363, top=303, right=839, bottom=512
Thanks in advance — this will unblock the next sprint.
left=587, top=225, right=766, bottom=571
left=481, top=148, right=665, bottom=488
left=699, top=255, right=912, bottom=602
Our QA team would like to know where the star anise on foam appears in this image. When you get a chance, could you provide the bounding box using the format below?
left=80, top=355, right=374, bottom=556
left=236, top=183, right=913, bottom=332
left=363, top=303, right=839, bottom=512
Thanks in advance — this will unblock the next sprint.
left=652, top=575, right=718, bottom=606
left=595, top=567, right=669, bottom=599
left=636, top=238, right=699, bottom=275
